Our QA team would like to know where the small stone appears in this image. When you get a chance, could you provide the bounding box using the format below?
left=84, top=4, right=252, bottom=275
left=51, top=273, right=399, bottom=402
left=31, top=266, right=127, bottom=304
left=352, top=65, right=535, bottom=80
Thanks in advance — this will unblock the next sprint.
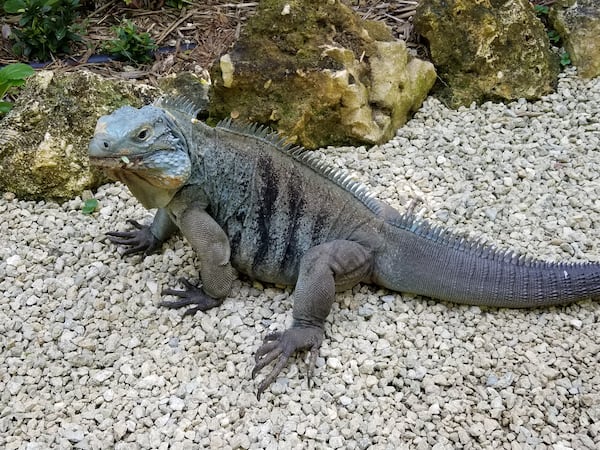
left=365, top=375, right=378, bottom=388
left=329, top=436, right=344, bottom=448
left=103, top=389, right=114, bottom=402
left=137, top=374, right=165, bottom=389
left=429, top=403, right=440, bottom=415
left=380, top=295, right=395, bottom=304
left=570, top=319, right=583, bottom=330
left=146, top=280, right=158, bottom=294
left=6, top=254, right=21, bottom=266
left=155, top=414, right=170, bottom=428
left=61, top=424, right=85, bottom=442
left=485, top=207, right=498, bottom=221
left=169, top=396, right=186, bottom=412
left=469, top=422, right=484, bottom=437
left=407, top=366, right=427, bottom=380
left=92, top=370, right=113, bottom=383
left=436, top=209, right=450, bottom=222
left=327, top=357, right=342, bottom=370
left=360, top=359, right=376, bottom=374
left=340, top=396, right=352, bottom=406
left=483, top=418, right=498, bottom=432
left=113, top=421, right=128, bottom=440
left=119, top=364, right=133, bottom=376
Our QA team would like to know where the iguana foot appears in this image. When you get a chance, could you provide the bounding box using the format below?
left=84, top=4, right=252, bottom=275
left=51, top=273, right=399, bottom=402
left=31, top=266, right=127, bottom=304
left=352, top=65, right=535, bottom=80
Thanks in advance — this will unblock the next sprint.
left=161, top=278, right=223, bottom=316
left=106, top=219, right=161, bottom=256
left=252, top=325, right=324, bottom=400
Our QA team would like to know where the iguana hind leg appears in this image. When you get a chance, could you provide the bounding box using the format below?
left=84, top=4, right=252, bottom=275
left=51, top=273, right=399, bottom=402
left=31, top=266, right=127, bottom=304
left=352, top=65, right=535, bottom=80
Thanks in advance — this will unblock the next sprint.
left=253, top=240, right=373, bottom=399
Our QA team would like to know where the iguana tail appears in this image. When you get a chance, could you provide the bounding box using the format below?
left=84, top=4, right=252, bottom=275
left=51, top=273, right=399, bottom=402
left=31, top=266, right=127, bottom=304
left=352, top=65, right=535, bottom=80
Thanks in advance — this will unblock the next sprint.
left=374, top=215, right=600, bottom=308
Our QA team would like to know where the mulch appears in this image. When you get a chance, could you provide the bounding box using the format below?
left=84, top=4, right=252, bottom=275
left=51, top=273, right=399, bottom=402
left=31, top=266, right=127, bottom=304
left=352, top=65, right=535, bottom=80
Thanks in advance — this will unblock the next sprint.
left=0, top=0, right=558, bottom=85
left=0, top=1, right=422, bottom=84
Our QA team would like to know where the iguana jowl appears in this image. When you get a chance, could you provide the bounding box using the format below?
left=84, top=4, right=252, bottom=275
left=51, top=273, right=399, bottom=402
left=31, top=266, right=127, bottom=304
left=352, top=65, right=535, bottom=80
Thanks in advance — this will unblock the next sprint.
left=89, top=97, right=600, bottom=399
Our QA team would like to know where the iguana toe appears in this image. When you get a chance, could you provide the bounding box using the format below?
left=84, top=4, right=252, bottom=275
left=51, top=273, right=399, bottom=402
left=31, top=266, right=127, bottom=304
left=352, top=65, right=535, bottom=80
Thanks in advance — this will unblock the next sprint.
left=253, top=325, right=324, bottom=400
left=161, top=278, right=223, bottom=315
left=106, top=219, right=161, bottom=256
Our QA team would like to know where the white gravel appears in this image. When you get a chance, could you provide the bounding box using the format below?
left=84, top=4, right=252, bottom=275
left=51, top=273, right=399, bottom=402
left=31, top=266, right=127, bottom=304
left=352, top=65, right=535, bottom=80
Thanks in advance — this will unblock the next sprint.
left=1, top=68, right=599, bottom=449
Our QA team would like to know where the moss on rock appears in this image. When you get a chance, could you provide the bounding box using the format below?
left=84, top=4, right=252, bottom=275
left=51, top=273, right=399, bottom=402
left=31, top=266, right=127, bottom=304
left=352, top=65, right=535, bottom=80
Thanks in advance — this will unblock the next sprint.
left=414, top=0, right=560, bottom=108
left=209, top=0, right=435, bottom=148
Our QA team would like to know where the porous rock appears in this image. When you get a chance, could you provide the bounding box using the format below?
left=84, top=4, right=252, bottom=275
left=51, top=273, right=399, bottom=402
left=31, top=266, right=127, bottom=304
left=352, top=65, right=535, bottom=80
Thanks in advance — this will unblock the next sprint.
left=414, top=0, right=560, bottom=108
left=550, top=0, right=600, bottom=78
left=157, top=71, right=210, bottom=115
left=209, top=0, right=436, bottom=149
left=0, top=70, right=156, bottom=201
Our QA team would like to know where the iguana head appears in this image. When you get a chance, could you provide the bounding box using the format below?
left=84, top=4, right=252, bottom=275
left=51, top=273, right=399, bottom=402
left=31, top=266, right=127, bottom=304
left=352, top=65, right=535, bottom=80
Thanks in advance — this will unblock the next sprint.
left=89, top=103, right=193, bottom=208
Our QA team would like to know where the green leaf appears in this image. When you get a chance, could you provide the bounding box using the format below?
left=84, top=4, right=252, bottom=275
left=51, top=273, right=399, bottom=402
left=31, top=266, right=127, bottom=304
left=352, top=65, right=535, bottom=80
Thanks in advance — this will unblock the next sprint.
left=82, top=198, right=99, bottom=215
left=0, top=101, right=13, bottom=114
left=0, top=63, right=35, bottom=81
left=55, top=27, right=67, bottom=41
left=3, top=0, right=26, bottom=14
left=547, top=30, right=560, bottom=44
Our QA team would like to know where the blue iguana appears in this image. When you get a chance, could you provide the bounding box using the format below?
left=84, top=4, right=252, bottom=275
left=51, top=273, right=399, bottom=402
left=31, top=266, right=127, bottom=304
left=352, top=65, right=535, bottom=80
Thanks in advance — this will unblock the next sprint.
left=89, top=97, right=600, bottom=399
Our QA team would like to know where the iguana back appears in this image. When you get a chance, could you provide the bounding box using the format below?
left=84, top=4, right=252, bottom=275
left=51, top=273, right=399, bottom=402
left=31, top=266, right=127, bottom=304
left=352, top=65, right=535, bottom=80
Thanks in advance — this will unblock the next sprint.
left=196, top=121, right=386, bottom=285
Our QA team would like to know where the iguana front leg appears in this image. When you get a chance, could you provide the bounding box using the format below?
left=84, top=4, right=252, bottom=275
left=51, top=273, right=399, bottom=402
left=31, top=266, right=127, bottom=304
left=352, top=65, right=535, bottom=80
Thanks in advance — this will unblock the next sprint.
left=253, top=240, right=374, bottom=399
left=161, top=206, right=236, bottom=315
left=107, top=208, right=178, bottom=256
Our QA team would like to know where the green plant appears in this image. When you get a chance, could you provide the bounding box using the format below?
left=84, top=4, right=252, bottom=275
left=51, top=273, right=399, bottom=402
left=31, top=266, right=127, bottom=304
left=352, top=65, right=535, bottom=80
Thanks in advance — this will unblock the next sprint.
left=0, top=63, right=34, bottom=114
left=560, top=50, right=571, bottom=67
left=547, top=30, right=560, bottom=44
left=3, top=0, right=82, bottom=61
left=103, top=19, right=157, bottom=64
left=82, top=198, right=98, bottom=214
left=533, top=5, right=549, bottom=16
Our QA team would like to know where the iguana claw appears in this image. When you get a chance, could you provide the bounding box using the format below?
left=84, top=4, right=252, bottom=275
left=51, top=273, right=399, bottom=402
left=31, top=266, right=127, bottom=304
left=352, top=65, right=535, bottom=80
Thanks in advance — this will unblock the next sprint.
left=161, top=278, right=223, bottom=316
left=252, top=325, right=323, bottom=400
left=106, top=219, right=161, bottom=256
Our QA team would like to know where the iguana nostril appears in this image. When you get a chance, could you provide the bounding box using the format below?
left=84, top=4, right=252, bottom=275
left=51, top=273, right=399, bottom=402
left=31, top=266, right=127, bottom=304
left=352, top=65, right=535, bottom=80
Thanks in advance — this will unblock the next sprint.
left=103, top=141, right=109, bottom=149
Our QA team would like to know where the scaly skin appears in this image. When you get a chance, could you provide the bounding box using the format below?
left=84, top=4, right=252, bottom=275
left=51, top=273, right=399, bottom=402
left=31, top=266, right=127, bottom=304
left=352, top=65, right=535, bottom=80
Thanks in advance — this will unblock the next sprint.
left=89, top=97, right=600, bottom=399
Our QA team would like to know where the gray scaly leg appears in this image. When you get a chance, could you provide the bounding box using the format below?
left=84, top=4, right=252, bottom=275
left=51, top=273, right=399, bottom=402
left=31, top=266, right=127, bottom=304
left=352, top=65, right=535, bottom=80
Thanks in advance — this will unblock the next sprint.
left=253, top=240, right=373, bottom=399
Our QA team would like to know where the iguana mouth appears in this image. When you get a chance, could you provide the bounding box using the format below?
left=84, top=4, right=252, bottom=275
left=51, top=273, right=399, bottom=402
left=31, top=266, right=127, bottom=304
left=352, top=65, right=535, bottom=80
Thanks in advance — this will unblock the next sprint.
left=90, top=151, right=191, bottom=191
left=89, top=153, right=149, bottom=170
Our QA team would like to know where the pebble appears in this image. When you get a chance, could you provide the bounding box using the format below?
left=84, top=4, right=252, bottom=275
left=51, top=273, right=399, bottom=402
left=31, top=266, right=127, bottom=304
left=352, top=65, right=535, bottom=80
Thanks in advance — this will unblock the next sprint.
left=570, top=318, right=583, bottom=330
left=1, top=69, right=599, bottom=449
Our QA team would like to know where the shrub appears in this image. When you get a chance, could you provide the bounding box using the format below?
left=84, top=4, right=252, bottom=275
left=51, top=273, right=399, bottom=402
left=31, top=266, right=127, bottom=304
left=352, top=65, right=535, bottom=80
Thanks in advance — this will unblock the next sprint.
left=103, top=19, right=157, bottom=64
left=3, top=0, right=83, bottom=61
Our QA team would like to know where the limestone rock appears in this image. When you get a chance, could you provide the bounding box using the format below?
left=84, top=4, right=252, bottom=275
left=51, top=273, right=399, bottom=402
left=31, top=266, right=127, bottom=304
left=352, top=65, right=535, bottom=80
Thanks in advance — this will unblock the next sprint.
left=414, top=0, right=560, bottom=108
left=209, top=0, right=436, bottom=149
left=0, top=70, right=156, bottom=201
left=157, top=71, right=210, bottom=116
left=550, top=0, right=600, bottom=78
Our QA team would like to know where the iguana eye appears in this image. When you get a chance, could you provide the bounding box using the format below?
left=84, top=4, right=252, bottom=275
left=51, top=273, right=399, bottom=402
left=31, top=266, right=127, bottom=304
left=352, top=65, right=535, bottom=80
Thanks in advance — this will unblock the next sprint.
left=137, top=128, right=150, bottom=140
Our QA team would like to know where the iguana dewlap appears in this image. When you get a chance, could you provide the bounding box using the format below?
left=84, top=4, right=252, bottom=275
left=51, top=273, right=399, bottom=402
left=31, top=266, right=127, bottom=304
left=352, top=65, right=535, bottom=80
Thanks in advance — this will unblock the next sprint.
left=89, top=97, right=600, bottom=399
